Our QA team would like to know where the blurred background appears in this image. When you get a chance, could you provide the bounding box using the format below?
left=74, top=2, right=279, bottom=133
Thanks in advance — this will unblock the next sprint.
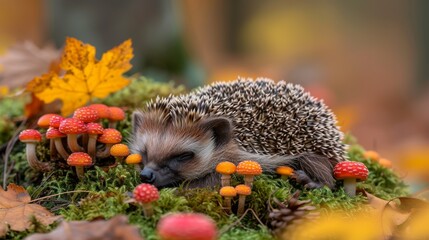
left=0, top=0, right=428, bottom=181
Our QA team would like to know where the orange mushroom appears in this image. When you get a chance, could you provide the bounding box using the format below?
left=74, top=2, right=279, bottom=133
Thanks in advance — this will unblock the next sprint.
left=379, top=158, right=392, bottom=168
left=97, top=128, right=122, bottom=158
left=235, top=184, right=251, bottom=216
left=110, top=144, right=130, bottom=164
left=236, top=160, right=262, bottom=187
left=276, top=166, right=294, bottom=180
left=126, top=153, right=143, bottom=171
left=108, top=106, right=125, bottom=128
left=219, top=186, right=237, bottom=213
left=215, top=161, right=236, bottom=187
left=363, top=150, right=380, bottom=162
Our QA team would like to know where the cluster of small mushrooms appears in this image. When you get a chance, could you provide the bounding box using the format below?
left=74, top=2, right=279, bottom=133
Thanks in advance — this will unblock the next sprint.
left=216, top=160, right=262, bottom=215
left=18, top=104, right=142, bottom=180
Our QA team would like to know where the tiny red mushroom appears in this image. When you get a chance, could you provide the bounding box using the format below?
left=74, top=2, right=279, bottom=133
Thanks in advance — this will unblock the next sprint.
left=157, top=213, right=217, bottom=240
left=107, top=106, right=125, bottom=128
left=49, top=115, right=65, bottom=128
left=86, top=122, right=104, bottom=159
left=97, top=128, right=122, bottom=158
left=19, top=129, right=52, bottom=172
left=67, top=152, right=93, bottom=180
left=333, top=161, right=369, bottom=197
left=46, top=127, right=69, bottom=159
left=133, top=183, right=159, bottom=217
left=59, top=118, right=87, bottom=152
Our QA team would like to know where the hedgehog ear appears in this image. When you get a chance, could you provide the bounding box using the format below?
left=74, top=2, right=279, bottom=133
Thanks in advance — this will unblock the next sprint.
left=132, top=111, right=144, bottom=134
left=199, top=117, right=233, bottom=148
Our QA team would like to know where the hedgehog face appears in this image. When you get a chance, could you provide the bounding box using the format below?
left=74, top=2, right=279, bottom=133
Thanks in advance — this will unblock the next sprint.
left=130, top=111, right=233, bottom=188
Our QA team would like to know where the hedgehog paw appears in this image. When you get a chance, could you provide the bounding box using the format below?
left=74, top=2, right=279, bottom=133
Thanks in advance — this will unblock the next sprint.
left=292, top=170, right=324, bottom=189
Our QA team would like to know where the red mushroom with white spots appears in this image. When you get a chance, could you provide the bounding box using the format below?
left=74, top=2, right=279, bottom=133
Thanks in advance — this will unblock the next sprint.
left=19, top=129, right=52, bottom=172
left=88, top=103, right=111, bottom=120
left=67, top=152, right=93, bottom=180
left=49, top=115, right=65, bottom=128
left=59, top=118, right=87, bottom=152
left=333, top=161, right=369, bottom=197
left=133, top=183, right=159, bottom=217
left=37, top=114, right=62, bottom=129
left=97, top=128, right=122, bottom=158
left=46, top=127, right=69, bottom=159
left=73, top=106, right=99, bottom=123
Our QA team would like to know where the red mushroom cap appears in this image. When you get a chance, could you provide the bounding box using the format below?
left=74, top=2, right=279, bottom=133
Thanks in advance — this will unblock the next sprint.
left=49, top=115, right=65, bottom=128
left=86, top=122, right=104, bottom=135
left=333, top=161, right=369, bottom=181
left=98, top=128, right=122, bottom=144
left=67, top=152, right=93, bottom=166
left=108, top=107, right=125, bottom=121
left=46, top=127, right=66, bottom=139
left=37, top=114, right=61, bottom=128
left=73, top=107, right=99, bottom=123
left=59, top=118, right=87, bottom=134
left=19, top=129, right=42, bottom=142
left=157, top=213, right=217, bottom=240
left=133, top=183, right=159, bottom=203
left=88, top=103, right=110, bottom=119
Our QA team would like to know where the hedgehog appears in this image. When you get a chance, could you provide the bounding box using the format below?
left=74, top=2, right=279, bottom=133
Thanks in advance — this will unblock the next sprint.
left=130, top=78, right=346, bottom=189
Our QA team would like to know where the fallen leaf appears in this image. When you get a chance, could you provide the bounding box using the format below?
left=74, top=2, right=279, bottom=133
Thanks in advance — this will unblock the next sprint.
left=27, top=37, right=133, bottom=116
left=25, top=215, right=143, bottom=240
left=0, top=184, right=60, bottom=237
left=0, top=42, right=60, bottom=89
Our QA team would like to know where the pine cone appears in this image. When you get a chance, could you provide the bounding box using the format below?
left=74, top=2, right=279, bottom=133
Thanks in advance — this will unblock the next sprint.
left=268, top=190, right=318, bottom=235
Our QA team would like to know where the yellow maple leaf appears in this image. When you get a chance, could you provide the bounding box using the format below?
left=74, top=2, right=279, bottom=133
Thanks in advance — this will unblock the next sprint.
left=28, top=37, right=133, bottom=116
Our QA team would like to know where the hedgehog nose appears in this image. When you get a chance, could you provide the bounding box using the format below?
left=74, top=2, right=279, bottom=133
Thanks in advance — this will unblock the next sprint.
left=140, top=167, right=156, bottom=183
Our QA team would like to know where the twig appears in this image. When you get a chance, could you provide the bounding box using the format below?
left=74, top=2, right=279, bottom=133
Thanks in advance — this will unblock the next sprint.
left=218, top=208, right=265, bottom=236
left=30, top=190, right=92, bottom=203
left=2, top=118, right=27, bottom=189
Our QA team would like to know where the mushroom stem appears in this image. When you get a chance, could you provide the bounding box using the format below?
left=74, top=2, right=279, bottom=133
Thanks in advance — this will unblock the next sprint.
left=108, top=121, right=117, bottom=128
left=115, top=157, right=124, bottom=164
left=142, top=203, right=154, bottom=217
left=97, top=144, right=113, bottom=158
left=82, top=134, right=89, bottom=151
left=244, top=175, right=255, bottom=187
left=87, top=135, right=98, bottom=160
left=54, top=138, right=69, bottom=159
left=25, top=143, right=52, bottom=172
left=75, top=166, right=85, bottom=181
left=237, top=195, right=247, bottom=216
left=223, top=197, right=232, bottom=214
left=343, top=178, right=357, bottom=197
left=221, top=174, right=231, bottom=187
left=49, top=139, right=57, bottom=160
left=67, top=134, right=84, bottom=152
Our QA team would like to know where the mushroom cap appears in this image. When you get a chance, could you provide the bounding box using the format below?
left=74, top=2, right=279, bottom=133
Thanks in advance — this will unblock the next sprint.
left=157, top=213, right=217, bottom=240
left=19, top=129, right=42, bottom=143
left=378, top=158, right=392, bottom=168
left=333, top=161, right=369, bottom=180
left=133, top=183, right=159, bottom=203
left=88, top=103, right=110, bottom=119
left=125, top=153, right=142, bottom=164
left=67, top=152, right=92, bottom=167
left=363, top=150, right=380, bottom=162
left=73, top=107, right=99, bottom=123
left=235, top=184, right=252, bottom=196
left=86, top=122, right=104, bottom=135
left=49, top=115, right=65, bottom=128
left=46, top=127, right=66, bottom=139
left=59, top=118, right=87, bottom=134
left=110, top=144, right=130, bottom=157
left=276, top=166, right=294, bottom=176
left=37, top=114, right=61, bottom=128
left=108, top=106, right=125, bottom=121
left=236, top=160, right=262, bottom=176
left=219, top=186, right=237, bottom=197
left=98, top=128, right=122, bottom=144
left=215, top=161, right=236, bottom=175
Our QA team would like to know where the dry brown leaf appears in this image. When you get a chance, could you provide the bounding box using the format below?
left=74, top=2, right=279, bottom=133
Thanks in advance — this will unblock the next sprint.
left=0, top=183, right=60, bottom=237
left=0, top=42, right=60, bottom=88
left=25, top=215, right=143, bottom=240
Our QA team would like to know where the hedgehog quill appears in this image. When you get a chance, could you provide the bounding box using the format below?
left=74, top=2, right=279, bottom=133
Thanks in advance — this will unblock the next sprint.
left=130, top=78, right=345, bottom=188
